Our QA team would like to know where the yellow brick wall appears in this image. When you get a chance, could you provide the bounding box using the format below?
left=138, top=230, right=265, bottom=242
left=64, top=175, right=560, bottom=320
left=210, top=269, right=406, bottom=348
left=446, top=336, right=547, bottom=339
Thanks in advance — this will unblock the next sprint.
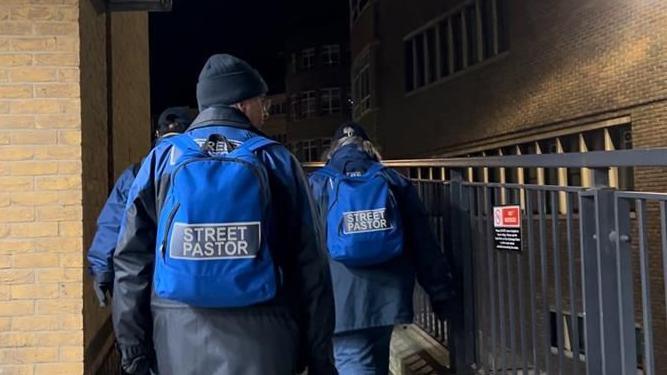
left=0, top=1, right=84, bottom=374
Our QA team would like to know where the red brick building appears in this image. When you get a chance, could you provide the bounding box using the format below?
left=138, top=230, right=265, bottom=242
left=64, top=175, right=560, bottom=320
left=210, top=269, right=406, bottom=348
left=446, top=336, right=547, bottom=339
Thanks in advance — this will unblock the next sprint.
left=349, top=0, right=666, bottom=373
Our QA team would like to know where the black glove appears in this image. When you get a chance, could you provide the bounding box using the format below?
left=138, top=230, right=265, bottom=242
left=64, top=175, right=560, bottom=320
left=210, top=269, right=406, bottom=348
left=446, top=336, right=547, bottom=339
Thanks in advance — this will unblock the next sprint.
left=431, top=284, right=463, bottom=322
left=121, top=354, right=153, bottom=375
left=93, top=280, right=113, bottom=307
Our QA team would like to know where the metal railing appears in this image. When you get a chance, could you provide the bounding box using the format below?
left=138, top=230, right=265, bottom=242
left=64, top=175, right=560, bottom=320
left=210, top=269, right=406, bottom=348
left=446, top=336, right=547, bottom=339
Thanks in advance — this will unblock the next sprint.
left=305, top=148, right=667, bottom=375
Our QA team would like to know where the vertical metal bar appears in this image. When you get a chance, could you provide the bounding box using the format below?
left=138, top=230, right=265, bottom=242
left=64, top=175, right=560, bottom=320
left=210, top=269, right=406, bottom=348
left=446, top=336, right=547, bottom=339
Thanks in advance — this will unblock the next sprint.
left=580, top=186, right=602, bottom=375
left=637, top=199, right=655, bottom=375
left=465, top=186, right=486, bottom=363
left=526, top=189, right=539, bottom=371
left=594, top=174, right=623, bottom=375
left=495, top=188, right=507, bottom=373
left=484, top=186, right=498, bottom=373
left=436, top=185, right=445, bottom=344
left=581, top=168, right=625, bottom=375
left=506, top=234, right=517, bottom=375
left=566, top=193, right=581, bottom=375
left=517, top=190, right=529, bottom=373
left=476, top=185, right=488, bottom=365
left=460, top=180, right=476, bottom=368
left=538, top=190, right=551, bottom=374
left=615, top=196, right=637, bottom=375
left=660, top=201, right=667, bottom=326
left=552, top=191, right=565, bottom=374
left=448, top=169, right=475, bottom=373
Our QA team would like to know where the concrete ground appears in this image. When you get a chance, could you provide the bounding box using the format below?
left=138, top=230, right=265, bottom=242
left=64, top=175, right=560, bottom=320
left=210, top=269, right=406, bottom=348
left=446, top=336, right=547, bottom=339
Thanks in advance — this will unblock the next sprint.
left=389, top=325, right=452, bottom=375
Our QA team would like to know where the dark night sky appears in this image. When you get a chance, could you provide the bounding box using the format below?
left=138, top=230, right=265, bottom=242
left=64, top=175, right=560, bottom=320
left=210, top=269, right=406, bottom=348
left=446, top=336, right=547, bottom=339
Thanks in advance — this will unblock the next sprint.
left=149, top=0, right=290, bottom=116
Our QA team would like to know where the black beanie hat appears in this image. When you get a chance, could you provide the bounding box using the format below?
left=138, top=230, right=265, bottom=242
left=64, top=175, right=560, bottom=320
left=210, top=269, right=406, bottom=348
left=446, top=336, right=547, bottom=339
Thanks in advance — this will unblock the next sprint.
left=157, top=106, right=195, bottom=136
left=334, top=122, right=370, bottom=142
left=196, top=54, right=268, bottom=110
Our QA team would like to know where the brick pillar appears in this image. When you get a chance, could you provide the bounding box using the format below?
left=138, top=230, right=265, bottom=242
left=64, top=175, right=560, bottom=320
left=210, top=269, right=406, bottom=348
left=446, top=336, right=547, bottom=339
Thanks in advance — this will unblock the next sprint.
left=0, top=1, right=84, bottom=374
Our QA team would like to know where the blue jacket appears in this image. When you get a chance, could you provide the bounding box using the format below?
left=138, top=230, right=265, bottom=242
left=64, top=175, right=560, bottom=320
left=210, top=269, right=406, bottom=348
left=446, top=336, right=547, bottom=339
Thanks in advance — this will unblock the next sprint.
left=86, top=136, right=174, bottom=284
left=87, top=164, right=139, bottom=284
left=112, top=107, right=335, bottom=374
left=309, top=145, right=456, bottom=334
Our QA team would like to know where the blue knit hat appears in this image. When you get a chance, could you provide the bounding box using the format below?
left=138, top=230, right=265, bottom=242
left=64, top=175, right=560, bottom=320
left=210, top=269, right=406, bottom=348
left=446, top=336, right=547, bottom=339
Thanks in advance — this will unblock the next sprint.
left=196, top=54, right=268, bottom=111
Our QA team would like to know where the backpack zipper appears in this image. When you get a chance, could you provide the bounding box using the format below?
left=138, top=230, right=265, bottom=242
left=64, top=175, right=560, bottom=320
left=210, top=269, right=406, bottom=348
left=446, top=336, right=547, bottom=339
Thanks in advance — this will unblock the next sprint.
left=160, top=202, right=180, bottom=259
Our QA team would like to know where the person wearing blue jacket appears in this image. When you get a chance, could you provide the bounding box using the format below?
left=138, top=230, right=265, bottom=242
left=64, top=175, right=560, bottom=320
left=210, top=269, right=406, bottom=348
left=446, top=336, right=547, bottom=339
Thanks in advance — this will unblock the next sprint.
left=309, top=123, right=459, bottom=375
left=112, top=54, right=335, bottom=375
left=86, top=107, right=194, bottom=307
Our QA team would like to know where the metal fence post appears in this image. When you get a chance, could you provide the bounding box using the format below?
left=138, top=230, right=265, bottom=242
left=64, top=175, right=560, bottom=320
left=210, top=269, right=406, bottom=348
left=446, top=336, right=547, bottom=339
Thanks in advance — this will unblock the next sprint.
left=580, top=168, right=634, bottom=375
left=448, top=168, right=476, bottom=374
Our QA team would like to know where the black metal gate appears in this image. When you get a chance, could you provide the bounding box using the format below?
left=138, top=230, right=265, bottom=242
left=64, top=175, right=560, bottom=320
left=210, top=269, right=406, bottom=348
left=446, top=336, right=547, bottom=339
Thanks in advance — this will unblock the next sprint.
left=397, top=149, right=667, bottom=375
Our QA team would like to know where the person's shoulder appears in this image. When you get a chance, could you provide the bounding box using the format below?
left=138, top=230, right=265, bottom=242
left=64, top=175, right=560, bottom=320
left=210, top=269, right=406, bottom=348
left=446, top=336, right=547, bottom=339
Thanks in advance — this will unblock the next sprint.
left=308, top=167, right=331, bottom=183
left=381, top=166, right=411, bottom=188
left=257, top=139, right=296, bottom=166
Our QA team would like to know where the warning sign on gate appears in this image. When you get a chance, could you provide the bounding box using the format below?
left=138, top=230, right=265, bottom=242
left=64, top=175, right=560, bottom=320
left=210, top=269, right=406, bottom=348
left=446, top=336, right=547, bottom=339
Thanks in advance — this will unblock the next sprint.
left=493, top=205, right=522, bottom=252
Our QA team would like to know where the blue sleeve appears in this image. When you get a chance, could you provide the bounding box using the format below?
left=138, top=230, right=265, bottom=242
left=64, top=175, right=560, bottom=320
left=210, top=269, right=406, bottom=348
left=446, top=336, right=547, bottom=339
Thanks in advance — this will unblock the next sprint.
left=112, top=144, right=171, bottom=362
left=264, top=149, right=336, bottom=374
left=307, top=172, right=328, bottom=222
left=390, top=171, right=457, bottom=306
left=86, top=166, right=137, bottom=283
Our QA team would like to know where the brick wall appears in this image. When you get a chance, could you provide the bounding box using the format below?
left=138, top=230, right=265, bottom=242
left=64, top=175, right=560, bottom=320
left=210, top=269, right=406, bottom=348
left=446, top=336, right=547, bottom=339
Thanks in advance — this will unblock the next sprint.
left=351, top=0, right=667, bottom=372
left=0, top=1, right=151, bottom=373
left=362, top=0, right=667, bottom=158
left=0, top=1, right=84, bottom=374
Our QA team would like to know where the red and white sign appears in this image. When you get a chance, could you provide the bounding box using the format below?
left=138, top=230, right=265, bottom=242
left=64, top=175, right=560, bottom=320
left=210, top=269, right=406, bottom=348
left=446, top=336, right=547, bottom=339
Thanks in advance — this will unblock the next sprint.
left=494, top=206, right=521, bottom=228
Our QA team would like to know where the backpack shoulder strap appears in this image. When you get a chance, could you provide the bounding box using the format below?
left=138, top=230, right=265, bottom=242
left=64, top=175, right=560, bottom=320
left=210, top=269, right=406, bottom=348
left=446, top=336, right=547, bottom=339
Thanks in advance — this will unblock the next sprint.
left=364, top=162, right=385, bottom=176
left=237, top=136, right=278, bottom=153
left=313, top=165, right=340, bottom=179
left=166, top=134, right=201, bottom=152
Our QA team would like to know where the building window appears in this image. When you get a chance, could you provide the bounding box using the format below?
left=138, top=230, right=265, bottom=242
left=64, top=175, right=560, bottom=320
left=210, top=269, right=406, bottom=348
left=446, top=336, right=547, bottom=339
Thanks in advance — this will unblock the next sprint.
left=496, top=0, right=510, bottom=53
left=438, top=20, right=450, bottom=78
left=414, top=33, right=425, bottom=88
left=289, top=138, right=332, bottom=162
left=350, top=0, right=371, bottom=24
left=464, top=4, right=480, bottom=66
left=301, top=48, right=316, bottom=70
left=301, top=90, right=317, bottom=118
left=451, top=13, right=464, bottom=73
left=352, top=51, right=372, bottom=119
left=480, top=0, right=495, bottom=59
left=321, top=45, right=341, bottom=66
left=461, top=123, right=634, bottom=211
left=269, top=100, right=287, bottom=116
left=321, top=87, right=342, bottom=115
left=289, top=94, right=300, bottom=120
left=425, top=28, right=437, bottom=84
left=304, top=139, right=319, bottom=162
left=404, top=0, right=509, bottom=93
left=404, top=39, right=414, bottom=92
left=290, top=53, right=298, bottom=73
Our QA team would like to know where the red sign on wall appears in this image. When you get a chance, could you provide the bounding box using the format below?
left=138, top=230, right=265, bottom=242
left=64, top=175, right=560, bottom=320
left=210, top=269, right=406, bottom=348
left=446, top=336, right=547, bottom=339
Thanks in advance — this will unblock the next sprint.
left=494, top=206, right=521, bottom=228
left=493, top=205, right=522, bottom=251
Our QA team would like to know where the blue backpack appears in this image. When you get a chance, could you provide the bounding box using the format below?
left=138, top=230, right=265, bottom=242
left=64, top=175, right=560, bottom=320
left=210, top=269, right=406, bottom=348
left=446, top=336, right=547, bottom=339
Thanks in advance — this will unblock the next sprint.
left=153, top=134, right=278, bottom=308
left=315, top=163, right=404, bottom=266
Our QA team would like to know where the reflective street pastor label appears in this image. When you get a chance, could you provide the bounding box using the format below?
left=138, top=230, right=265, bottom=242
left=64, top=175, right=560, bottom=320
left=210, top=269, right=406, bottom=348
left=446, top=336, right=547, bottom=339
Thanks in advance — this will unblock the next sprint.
left=343, top=208, right=391, bottom=234
left=169, top=222, right=261, bottom=260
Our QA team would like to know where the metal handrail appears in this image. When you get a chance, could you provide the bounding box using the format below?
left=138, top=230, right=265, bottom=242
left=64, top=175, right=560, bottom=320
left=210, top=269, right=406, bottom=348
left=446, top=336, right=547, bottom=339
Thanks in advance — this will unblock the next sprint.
left=303, top=148, right=667, bottom=169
